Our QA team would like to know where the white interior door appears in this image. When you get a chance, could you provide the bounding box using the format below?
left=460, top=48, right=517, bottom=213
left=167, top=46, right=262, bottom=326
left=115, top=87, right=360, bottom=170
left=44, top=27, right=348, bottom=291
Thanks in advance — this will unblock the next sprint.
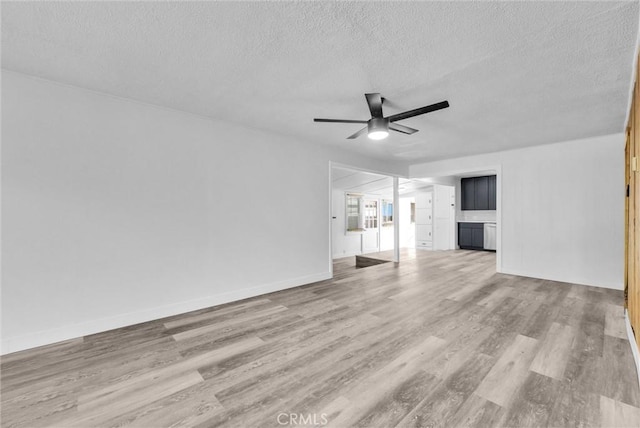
left=362, top=199, right=379, bottom=253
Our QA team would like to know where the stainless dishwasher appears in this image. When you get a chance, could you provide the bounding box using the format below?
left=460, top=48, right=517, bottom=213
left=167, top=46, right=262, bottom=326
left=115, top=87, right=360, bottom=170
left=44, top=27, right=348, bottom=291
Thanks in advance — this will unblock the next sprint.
left=483, top=223, right=497, bottom=251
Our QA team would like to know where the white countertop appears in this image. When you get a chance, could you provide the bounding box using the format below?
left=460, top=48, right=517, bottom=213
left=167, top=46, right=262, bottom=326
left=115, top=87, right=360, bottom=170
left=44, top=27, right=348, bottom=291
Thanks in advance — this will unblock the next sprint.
left=457, top=220, right=496, bottom=223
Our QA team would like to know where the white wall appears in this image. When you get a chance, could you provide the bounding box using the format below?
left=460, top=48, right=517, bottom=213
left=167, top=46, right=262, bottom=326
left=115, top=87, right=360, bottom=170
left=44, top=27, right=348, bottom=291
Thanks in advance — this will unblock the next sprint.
left=411, top=134, right=625, bottom=289
left=1, top=71, right=407, bottom=354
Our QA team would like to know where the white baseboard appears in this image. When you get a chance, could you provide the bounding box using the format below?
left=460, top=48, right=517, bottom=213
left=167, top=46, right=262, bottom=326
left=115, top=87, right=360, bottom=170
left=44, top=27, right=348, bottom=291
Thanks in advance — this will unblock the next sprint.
left=498, top=268, right=623, bottom=291
left=624, top=309, right=640, bottom=390
left=1, top=271, right=331, bottom=355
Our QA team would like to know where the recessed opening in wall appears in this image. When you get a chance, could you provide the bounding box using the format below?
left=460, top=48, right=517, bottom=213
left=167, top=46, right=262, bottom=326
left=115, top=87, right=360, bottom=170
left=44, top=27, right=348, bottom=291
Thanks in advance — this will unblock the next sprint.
left=331, top=165, right=436, bottom=275
left=410, top=202, right=416, bottom=224
left=412, top=170, right=499, bottom=274
left=331, top=166, right=396, bottom=275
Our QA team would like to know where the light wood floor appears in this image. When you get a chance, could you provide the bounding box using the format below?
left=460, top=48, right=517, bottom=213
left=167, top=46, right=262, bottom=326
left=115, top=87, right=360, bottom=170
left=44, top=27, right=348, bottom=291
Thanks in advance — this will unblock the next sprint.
left=2, top=249, right=640, bottom=427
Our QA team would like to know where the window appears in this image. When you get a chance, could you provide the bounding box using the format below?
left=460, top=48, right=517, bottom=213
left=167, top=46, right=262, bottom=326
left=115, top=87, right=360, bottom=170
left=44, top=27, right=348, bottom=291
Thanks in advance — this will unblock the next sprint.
left=382, top=200, right=393, bottom=226
left=346, top=193, right=364, bottom=232
left=410, top=202, right=416, bottom=224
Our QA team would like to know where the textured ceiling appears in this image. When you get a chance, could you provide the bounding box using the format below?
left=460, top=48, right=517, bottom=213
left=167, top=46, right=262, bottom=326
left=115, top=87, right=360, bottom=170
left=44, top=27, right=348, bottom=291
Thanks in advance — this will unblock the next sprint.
left=2, top=1, right=638, bottom=163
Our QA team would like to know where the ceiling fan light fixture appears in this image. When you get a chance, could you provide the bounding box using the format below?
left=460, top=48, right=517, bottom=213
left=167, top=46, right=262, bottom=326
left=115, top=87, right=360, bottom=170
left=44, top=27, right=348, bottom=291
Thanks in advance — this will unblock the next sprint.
left=368, top=130, right=389, bottom=140
left=368, top=118, right=389, bottom=140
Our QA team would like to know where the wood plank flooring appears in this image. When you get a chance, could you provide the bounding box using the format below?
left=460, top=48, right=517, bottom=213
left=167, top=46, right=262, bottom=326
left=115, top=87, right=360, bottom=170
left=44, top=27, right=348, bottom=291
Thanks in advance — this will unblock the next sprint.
left=2, top=249, right=640, bottom=427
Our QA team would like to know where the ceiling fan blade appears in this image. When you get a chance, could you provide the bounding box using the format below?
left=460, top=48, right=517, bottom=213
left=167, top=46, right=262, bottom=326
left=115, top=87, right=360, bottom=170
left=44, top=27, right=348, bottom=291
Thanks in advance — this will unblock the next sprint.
left=381, top=97, right=401, bottom=109
left=347, top=126, right=368, bottom=139
left=387, top=101, right=449, bottom=122
left=314, top=118, right=368, bottom=124
left=389, top=123, right=419, bottom=135
left=365, top=93, right=383, bottom=118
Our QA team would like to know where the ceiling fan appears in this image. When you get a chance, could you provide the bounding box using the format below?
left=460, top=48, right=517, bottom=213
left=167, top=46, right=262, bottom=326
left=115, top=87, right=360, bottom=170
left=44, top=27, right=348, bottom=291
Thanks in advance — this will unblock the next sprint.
left=314, top=93, right=449, bottom=140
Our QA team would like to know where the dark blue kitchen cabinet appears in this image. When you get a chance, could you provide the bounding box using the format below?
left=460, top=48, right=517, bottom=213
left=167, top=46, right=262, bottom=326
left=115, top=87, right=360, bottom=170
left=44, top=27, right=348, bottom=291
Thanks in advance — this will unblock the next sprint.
left=461, top=178, right=475, bottom=210
left=474, top=176, right=489, bottom=210
left=461, top=175, right=496, bottom=211
left=488, top=175, right=497, bottom=210
left=458, top=222, right=484, bottom=249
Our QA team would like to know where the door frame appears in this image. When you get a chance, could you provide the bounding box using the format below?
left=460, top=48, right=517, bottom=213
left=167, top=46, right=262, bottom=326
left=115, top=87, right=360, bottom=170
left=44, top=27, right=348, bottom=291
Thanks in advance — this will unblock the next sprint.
left=410, top=165, right=502, bottom=273
left=328, top=161, right=403, bottom=277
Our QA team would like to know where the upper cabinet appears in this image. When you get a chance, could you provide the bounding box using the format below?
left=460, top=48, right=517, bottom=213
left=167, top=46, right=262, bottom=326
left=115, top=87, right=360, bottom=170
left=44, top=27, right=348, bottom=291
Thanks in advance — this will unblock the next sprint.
left=462, top=178, right=475, bottom=211
left=488, top=175, right=497, bottom=210
left=474, top=176, right=489, bottom=210
left=461, top=175, right=496, bottom=210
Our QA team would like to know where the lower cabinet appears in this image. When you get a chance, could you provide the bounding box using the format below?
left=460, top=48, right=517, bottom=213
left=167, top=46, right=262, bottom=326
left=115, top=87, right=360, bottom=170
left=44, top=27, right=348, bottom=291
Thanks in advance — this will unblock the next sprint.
left=458, top=223, right=484, bottom=250
left=416, top=224, right=433, bottom=250
left=416, top=240, right=432, bottom=250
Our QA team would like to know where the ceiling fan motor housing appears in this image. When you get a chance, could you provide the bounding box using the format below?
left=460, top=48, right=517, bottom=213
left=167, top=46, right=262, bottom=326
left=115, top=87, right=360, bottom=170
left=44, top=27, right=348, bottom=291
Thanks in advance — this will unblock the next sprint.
left=368, top=117, right=389, bottom=133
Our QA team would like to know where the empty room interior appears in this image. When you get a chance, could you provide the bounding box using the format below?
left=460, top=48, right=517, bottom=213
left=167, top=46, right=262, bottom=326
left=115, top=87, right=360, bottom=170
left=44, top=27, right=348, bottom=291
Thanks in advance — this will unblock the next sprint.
left=4, top=1, right=640, bottom=427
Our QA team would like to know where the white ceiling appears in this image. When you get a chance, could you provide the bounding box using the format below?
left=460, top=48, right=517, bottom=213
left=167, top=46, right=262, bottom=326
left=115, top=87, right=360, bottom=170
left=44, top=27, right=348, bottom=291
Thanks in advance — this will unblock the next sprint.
left=333, top=167, right=393, bottom=197
left=2, top=2, right=638, bottom=163
left=332, top=167, right=429, bottom=198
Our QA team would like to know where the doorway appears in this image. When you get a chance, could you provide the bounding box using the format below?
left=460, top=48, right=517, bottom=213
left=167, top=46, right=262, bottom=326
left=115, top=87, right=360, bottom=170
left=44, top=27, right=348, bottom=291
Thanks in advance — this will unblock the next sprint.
left=331, top=166, right=394, bottom=258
